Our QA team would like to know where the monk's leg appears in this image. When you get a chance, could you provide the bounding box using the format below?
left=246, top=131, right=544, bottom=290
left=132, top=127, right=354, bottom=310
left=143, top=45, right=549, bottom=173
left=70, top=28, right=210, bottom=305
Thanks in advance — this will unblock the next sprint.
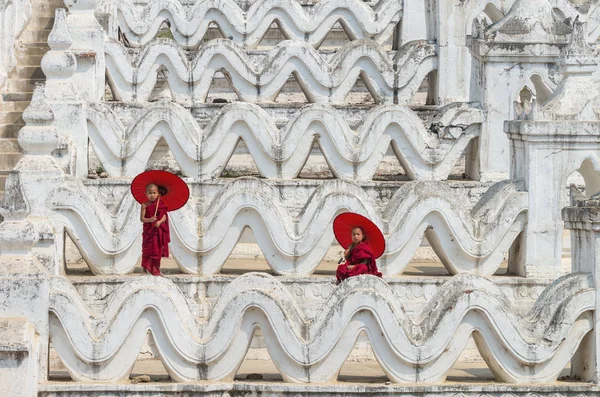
left=336, top=264, right=349, bottom=284
left=141, top=255, right=152, bottom=274
left=348, top=264, right=369, bottom=277
left=148, top=256, right=161, bottom=276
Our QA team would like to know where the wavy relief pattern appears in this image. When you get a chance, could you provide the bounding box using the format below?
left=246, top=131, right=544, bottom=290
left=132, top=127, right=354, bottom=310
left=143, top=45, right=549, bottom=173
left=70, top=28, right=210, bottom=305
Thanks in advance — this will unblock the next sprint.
left=49, top=273, right=593, bottom=383
left=86, top=101, right=482, bottom=180
left=49, top=177, right=527, bottom=276
left=105, top=38, right=437, bottom=103
left=99, top=0, right=401, bottom=49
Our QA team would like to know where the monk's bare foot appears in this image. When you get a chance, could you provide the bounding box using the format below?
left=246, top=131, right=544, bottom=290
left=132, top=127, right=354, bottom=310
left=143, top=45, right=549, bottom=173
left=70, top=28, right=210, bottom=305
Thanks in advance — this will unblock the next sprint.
left=335, top=279, right=341, bottom=286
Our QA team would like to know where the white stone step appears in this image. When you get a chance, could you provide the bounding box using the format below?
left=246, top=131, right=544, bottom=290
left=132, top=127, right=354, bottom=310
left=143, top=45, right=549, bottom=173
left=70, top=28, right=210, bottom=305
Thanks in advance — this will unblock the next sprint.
left=0, top=101, right=30, bottom=112
left=15, top=54, right=44, bottom=66
left=0, top=153, right=23, bottom=170
left=201, top=74, right=372, bottom=93
left=11, top=66, right=45, bottom=80
left=19, top=29, right=51, bottom=43
left=0, top=139, right=21, bottom=153
left=0, top=124, right=24, bottom=139
left=192, top=26, right=363, bottom=49
left=27, top=1, right=64, bottom=16
left=15, top=46, right=49, bottom=57
left=2, top=92, right=33, bottom=101
left=27, top=17, right=54, bottom=30
left=0, top=112, right=24, bottom=124
left=4, top=78, right=43, bottom=93
left=0, top=171, right=9, bottom=191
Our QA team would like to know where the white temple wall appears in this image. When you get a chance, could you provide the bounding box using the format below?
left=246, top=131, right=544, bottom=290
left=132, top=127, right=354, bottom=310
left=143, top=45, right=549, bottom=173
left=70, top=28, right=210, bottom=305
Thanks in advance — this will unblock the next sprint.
left=4, top=0, right=600, bottom=395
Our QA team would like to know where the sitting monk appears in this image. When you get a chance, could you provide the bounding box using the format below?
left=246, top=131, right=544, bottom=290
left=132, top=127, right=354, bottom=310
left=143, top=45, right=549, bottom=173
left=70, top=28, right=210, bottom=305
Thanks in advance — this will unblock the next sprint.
left=336, top=226, right=382, bottom=285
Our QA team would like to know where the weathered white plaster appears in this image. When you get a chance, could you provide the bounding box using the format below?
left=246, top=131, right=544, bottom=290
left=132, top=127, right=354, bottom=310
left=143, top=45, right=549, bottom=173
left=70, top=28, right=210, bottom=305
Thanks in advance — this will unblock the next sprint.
left=47, top=177, right=527, bottom=276
left=48, top=272, right=593, bottom=383
left=97, top=0, right=401, bottom=49
left=84, top=101, right=482, bottom=180
left=104, top=39, right=436, bottom=104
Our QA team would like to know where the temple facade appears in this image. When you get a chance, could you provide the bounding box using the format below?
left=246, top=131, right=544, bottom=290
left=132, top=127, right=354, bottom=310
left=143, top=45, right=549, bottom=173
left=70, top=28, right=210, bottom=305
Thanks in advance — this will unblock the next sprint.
left=2, top=0, right=600, bottom=396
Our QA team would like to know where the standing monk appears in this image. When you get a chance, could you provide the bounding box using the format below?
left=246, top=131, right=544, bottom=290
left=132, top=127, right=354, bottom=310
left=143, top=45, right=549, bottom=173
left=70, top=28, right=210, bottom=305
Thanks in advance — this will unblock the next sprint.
left=140, top=183, right=170, bottom=276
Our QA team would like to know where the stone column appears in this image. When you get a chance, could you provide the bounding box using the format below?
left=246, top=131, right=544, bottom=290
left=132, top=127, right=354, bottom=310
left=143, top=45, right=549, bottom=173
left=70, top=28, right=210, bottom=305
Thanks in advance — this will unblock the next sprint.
left=400, top=0, right=427, bottom=45
left=563, top=199, right=600, bottom=381
left=425, top=0, right=479, bottom=105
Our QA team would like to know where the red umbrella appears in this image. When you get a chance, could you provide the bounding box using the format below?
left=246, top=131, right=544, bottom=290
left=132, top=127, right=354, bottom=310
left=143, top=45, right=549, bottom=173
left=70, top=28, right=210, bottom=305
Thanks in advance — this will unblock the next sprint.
left=333, top=212, right=385, bottom=259
left=131, top=170, right=190, bottom=212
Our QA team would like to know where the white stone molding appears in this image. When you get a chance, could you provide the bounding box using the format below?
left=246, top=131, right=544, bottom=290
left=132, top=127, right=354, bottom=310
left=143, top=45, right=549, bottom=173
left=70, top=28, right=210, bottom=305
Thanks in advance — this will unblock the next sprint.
left=104, top=39, right=437, bottom=103
left=0, top=0, right=31, bottom=89
left=48, top=272, right=593, bottom=383
left=67, top=274, right=554, bottom=321
left=32, top=384, right=600, bottom=396
left=97, top=0, right=401, bottom=49
left=84, top=101, right=482, bottom=180
left=48, top=177, right=527, bottom=276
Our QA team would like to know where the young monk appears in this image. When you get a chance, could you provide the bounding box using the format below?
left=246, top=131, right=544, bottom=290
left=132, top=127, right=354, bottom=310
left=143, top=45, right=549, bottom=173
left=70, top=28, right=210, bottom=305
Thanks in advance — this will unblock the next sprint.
left=336, top=226, right=382, bottom=285
left=140, top=183, right=170, bottom=276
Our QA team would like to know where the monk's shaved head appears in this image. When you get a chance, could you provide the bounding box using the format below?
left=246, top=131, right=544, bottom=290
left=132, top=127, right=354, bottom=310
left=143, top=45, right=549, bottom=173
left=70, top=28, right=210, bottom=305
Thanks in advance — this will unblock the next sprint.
left=146, top=183, right=167, bottom=196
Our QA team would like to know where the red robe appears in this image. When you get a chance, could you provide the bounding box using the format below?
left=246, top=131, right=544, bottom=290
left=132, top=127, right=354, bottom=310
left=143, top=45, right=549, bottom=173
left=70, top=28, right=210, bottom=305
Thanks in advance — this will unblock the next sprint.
left=141, top=200, right=170, bottom=276
left=336, top=241, right=382, bottom=282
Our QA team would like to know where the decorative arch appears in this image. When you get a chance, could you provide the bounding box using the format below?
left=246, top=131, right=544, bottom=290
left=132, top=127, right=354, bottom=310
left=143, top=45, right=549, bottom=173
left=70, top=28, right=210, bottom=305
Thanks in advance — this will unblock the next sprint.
left=466, top=0, right=505, bottom=36
left=562, top=157, right=600, bottom=199
left=510, top=70, right=557, bottom=119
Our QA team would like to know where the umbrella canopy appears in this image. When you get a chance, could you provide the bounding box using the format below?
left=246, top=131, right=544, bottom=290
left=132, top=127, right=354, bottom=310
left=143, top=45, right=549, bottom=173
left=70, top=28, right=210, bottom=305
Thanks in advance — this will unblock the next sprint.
left=333, top=212, right=385, bottom=259
left=131, top=170, right=189, bottom=212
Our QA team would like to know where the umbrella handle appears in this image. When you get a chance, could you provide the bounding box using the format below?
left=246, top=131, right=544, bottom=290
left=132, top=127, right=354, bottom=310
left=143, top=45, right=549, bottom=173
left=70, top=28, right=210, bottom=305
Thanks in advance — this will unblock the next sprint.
left=154, top=197, right=160, bottom=218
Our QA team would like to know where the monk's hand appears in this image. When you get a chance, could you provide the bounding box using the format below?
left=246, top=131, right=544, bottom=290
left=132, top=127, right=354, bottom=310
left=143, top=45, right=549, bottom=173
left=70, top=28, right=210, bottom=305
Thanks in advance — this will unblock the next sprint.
left=149, top=216, right=157, bottom=222
left=343, top=249, right=349, bottom=257
left=154, top=221, right=162, bottom=228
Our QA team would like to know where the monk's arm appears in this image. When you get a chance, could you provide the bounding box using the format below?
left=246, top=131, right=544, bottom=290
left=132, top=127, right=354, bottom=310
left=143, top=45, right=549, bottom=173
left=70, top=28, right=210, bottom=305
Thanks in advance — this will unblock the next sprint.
left=346, top=260, right=368, bottom=269
left=155, top=213, right=167, bottom=227
left=140, top=204, right=157, bottom=223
